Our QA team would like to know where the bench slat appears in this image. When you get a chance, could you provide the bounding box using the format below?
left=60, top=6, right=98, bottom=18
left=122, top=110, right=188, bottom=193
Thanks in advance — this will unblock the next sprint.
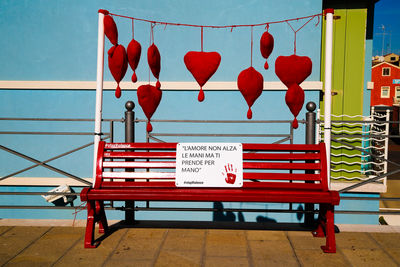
left=244, top=172, right=320, bottom=181
left=103, top=151, right=321, bottom=161
left=104, top=143, right=322, bottom=152
left=244, top=162, right=320, bottom=170
left=101, top=172, right=321, bottom=182
left=101, top=172, right=321, bottom=181
left=104, top=151, right=176, bottom=159
left=244, top=153, right=320, bottom=161
left=103, top=161, right=176, bottom=168
left=103, top=171, right=175, bottom=179
left=102, top=161, right=321, bottom=170
left=105, top=143, right=177, bottom=150
left=241, top=143, right=321, bottom=151
left=100, top=181, right=323, bottom=190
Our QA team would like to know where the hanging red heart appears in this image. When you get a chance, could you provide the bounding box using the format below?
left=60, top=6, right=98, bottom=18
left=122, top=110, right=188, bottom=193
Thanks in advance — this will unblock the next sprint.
left=285, top=83, right=304, bottom=129
left=275, top=54, right=312, bottom=87
left=108, top=45, right=128, bottom=98
left=183, top=51, right=221, bottom=102
left=104, top=15, right=118, bottom=46
left=127, top=38, right=141, bottom=83
left=147, top=44, right=161, bottom=89
left=237, top=67, right=264, bottom=119
left=260, top=31, right=274, bottom=70
left=137, top=84, right=162, bottom=132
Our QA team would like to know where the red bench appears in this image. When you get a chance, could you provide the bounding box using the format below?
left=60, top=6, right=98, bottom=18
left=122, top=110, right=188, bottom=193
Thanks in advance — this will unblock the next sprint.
left=80, top=141, right=340, bottom=252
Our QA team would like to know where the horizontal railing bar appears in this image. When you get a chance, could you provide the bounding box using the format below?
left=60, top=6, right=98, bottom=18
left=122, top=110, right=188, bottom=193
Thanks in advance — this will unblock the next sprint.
left=127, top=207, right=400, bottom=215
left=0, top=132, right=108, bottom=135
left=0, top=118, right=124, bottom=122
left=319, top=120, right=400, bottom=124
left=136, top=119, right=300, bottom=124
left=340, top=196, right=400, bottom=201
left=1, top=192, right=398, bottom=201
left=335, top=210, right=400, bottom=215
left=0, top=206, right=77, bottom=209
left=0, top=192, right=80, bottom=196
left=0, top=205, right=399, bottom=215
left=331, top=134, right=400, bottom=138
left=150, top=133, right=291, bottom=137
left=121, top=207, right=317, bottom=213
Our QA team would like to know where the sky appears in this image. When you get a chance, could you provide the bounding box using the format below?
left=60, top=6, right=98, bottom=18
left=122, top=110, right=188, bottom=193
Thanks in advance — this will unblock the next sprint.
left=373, top=0, right=400, bottom=56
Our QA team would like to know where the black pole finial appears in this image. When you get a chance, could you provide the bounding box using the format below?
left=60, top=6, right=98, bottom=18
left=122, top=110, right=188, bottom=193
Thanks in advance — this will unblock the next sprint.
left=125, top=101, right=135, bottom=111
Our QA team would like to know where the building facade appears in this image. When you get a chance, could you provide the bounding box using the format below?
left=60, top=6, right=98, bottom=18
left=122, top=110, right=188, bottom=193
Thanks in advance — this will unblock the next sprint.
left=371, top=62, right=400, bottom=106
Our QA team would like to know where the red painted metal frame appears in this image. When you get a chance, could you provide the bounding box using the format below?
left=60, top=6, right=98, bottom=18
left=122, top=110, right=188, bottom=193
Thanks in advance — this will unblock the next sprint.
left=81, top=141, right=339, bottom=252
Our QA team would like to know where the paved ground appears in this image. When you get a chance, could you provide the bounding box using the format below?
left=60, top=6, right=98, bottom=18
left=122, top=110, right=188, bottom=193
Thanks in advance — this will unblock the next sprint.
left=0, top=221, right=399, bottom=267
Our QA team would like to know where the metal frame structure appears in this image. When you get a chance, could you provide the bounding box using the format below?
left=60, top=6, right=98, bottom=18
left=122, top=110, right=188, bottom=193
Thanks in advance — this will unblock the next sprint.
left=92, top=8, right=335, bottom=188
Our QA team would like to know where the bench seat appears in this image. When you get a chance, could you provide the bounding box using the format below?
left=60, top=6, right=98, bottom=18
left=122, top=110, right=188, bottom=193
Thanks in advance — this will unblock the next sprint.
left=80, top=141, right=340, bottom=252
left=82, top=185, right=339, bottom=204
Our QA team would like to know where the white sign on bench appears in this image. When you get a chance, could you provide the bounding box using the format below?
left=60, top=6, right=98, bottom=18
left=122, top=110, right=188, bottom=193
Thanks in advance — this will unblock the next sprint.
left=176, top=143, right=243, bottom=187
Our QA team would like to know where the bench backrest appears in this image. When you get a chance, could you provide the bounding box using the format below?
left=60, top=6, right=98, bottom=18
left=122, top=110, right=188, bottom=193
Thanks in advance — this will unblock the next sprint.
left=94, top=141, right=328, bottom=191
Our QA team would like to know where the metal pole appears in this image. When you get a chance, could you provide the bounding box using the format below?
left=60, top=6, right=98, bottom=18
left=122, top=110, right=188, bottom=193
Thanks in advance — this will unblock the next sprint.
left=125, top=101, right=135, bottom=143
left=324, top=8, right=334, bottom=189
left=93, top=10, right=106, bottom=187
left=305, top=102, right=316, bottom=226
left=316, top=108, right=321, bottom=143
left=383, top=109, right=390, bottom=188
left=124, top=101, right=135, bottom=224
left=306, top=102, right=316, bottom=144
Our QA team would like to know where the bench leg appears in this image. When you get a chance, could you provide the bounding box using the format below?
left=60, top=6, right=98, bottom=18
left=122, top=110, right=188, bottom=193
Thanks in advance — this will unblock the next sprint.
left=84, top=200, right=110, bottom=248
left=321, top=204, right=336, bottom=253
left=312, top=204, right=327, bottom=238
left=84, top=200, right=98, bottom=248
left=96, top=201, right=109, bottom=234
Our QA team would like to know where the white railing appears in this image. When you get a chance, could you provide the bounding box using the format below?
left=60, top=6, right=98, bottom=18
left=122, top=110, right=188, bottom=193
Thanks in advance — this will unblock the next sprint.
left=317, top=109, right=390, bottom=191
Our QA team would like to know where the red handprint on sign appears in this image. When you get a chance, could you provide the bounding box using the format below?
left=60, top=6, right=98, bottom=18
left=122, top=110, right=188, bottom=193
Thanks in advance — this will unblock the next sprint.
left=222, top=164, right=237, bottom=184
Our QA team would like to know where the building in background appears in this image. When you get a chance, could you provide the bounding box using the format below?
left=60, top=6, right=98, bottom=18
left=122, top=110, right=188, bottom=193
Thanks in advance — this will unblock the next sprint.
left=371, top=61, right=400, bottom=107
left=372, top=53, right=400, bottom=66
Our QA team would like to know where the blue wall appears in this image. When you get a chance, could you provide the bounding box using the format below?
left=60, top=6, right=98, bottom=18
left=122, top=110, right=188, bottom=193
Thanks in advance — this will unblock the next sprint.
left=0, top=0, right=322, bottom=81
left=0, top=0, right=337, bottom=221
left=0, top=0, right=323, bottom=176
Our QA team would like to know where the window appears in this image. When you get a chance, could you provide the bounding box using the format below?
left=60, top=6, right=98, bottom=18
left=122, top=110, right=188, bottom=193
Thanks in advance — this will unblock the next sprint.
left=396, top=87, right=400, bottom=99
left=382, top=67, right=391, bottom=76
left=391, top=56, right=396, bottom=61
left=381, top=86, right=390, bottom=98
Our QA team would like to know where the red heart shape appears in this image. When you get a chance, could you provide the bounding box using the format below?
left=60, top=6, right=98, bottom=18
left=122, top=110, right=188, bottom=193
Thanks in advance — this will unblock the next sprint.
left=127, top=38, right=141, bottom=83
left=184, top=51, right=221, bottom=101
left=137, top=84, right=162, bottom=132
left=275, top=54, right=312, bottom=88
left=285, top=83, right=304, bottom=129
left=147, top=44, right=161, bottom=89
left=260, top=31, right=274, bottom=69
left=104, top=15, right=118, bottom=46
left=108, top=45, right=128, bottom=98
left=237, top=67, right=264, bottom=119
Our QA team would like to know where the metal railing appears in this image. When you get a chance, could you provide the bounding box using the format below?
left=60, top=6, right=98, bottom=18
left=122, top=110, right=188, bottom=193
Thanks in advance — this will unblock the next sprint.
left=0, top=101, right=400, bottom=223
left=0, top=117, right=123, bottom=186
left=317, top=110, right=389, bottom=185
